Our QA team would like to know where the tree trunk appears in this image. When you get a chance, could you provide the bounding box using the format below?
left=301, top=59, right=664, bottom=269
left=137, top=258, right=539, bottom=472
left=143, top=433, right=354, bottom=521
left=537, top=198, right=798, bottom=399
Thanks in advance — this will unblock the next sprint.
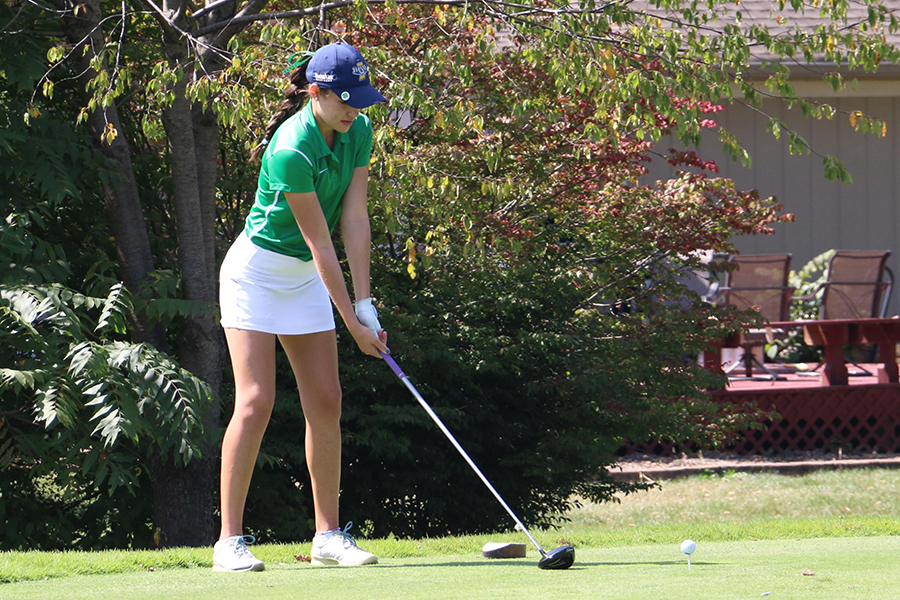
left=142, top=0, right=271, bottom=547
left=60, top=0, right=222, bottom=546
left=61, top=0, right=274, bottom=548
left=139, top=18, right=224, bottom=545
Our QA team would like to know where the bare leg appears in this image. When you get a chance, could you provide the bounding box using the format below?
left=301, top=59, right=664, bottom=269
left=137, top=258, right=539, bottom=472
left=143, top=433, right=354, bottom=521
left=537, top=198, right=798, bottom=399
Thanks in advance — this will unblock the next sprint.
left=279, top=330, right=342, bottom=533
left=219, top=328, right=278, bottom=540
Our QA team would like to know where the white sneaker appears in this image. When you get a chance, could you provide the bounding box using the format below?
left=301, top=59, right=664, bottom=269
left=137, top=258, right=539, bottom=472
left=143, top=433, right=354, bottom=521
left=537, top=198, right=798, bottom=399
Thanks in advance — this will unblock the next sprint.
left=310, top=522, right=378, bottom=566
left=213, top=535, right=265, bottom=572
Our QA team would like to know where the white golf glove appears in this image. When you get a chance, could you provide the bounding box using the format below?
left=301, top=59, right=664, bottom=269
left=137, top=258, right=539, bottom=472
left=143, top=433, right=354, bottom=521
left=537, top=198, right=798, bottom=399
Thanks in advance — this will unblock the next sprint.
left=355, top=297, right=382, bottom=333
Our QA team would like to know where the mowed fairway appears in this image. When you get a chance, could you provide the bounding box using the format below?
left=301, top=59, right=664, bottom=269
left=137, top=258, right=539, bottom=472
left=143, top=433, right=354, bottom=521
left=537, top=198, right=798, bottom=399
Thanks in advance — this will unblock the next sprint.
left=5, top=536, right=900, bottom=600
left=4, top=468, right=900, bottom=599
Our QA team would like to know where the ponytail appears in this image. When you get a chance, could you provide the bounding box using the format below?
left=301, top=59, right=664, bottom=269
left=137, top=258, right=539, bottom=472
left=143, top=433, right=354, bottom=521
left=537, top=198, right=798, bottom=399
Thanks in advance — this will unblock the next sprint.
left=250, top=65, right=312, bottom=161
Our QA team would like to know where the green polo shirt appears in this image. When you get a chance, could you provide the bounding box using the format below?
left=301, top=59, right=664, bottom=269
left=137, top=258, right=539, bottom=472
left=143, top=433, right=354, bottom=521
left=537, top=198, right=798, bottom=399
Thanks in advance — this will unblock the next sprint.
left=243, top=101, right=373, bottom=261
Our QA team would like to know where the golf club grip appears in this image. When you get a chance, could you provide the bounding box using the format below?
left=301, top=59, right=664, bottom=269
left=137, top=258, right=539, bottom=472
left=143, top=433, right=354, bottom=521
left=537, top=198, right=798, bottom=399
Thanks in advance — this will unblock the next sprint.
left=380, top=351, right=406, bottom=379
left=379, top=352, right=545, bottom=555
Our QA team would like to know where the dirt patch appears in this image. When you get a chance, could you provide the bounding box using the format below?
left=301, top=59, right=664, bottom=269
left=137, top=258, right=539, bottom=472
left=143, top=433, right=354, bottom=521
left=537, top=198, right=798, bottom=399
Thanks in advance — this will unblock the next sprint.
left=608, top=449, right=900, bottom=482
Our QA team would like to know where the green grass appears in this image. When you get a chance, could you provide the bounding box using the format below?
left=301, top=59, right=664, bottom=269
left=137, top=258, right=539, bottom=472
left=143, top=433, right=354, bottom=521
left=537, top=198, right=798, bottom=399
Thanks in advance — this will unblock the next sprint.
left=5, top=537, right=900, bottom=599
left=2, top=468, right=900, bottom=599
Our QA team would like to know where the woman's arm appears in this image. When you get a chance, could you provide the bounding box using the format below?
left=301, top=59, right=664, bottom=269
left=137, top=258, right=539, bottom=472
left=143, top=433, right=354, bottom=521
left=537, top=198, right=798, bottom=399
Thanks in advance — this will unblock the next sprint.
left=340, top=166, right=387, bottom=342
left=284, top=189, right=386, bottom=357
left=340, top=166, right=374, bottom=305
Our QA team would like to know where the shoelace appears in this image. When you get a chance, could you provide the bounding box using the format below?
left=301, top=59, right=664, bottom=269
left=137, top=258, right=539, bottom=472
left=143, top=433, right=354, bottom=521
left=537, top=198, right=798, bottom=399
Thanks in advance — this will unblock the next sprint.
left=337, top=522, right=360, bottom=547
left=233, top=534, right=257, bottom=556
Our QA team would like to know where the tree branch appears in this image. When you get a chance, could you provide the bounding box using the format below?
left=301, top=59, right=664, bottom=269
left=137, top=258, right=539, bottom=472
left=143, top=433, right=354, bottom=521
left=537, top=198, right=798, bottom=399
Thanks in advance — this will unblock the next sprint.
left=203, top=0, right=267, bottom=48
left=134, top=0, right=190, bottom=38
left=192, top=0, right=469, bottom=37
left=189, top=0, right=238, bottom=22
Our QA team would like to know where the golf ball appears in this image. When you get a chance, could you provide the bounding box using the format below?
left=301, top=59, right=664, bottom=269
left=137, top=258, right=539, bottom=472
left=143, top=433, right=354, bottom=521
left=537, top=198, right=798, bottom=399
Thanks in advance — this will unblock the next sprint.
left=680, top=539, right=696, bottom=554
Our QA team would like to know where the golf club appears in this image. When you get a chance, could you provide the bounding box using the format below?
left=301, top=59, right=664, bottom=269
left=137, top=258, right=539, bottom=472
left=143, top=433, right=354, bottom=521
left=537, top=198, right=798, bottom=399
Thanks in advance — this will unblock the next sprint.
left=380, top=351, right=575, bottom=570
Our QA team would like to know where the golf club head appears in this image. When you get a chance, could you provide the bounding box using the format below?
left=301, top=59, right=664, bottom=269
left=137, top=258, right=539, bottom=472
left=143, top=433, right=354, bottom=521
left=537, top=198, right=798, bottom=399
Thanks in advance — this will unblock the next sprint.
left=538, top=545, right=575, bottom=570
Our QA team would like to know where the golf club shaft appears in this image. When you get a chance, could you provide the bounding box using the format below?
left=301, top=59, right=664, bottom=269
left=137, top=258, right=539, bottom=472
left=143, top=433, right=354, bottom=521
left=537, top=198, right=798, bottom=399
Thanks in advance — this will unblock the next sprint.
left=380, top=352, right=547, bottom=555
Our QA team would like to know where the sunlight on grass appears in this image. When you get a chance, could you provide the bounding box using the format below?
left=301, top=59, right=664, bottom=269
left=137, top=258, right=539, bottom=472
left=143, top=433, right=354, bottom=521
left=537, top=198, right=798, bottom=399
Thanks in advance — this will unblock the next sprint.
left=564, top=468, right=900, bottom=529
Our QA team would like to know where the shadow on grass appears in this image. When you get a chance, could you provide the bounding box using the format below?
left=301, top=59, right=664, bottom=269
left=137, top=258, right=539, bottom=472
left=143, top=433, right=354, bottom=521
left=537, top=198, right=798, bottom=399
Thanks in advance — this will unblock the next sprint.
left=350, top=561, right=538, bottom=569
left=585, top=560, right=723, bottom=567
left=364, top=559, right=723, bottom=569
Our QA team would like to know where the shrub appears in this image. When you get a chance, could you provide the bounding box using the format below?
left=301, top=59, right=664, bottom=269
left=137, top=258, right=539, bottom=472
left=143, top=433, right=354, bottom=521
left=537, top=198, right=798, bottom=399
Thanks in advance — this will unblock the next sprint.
left=236, top=5, right=788, bottom=539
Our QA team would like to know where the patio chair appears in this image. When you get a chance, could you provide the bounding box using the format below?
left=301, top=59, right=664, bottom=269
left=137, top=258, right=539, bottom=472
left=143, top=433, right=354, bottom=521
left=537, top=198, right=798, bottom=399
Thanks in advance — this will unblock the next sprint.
left=817, top=250, right=893, bottom=320
left=803, top=249, right=893, bottom=375
left=709, top=253, right=795, bottom=380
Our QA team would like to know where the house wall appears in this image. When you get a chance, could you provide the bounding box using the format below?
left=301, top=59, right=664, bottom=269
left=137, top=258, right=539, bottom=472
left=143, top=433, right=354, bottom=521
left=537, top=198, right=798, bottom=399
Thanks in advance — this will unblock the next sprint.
left=642, top=81, right=900, bottom=315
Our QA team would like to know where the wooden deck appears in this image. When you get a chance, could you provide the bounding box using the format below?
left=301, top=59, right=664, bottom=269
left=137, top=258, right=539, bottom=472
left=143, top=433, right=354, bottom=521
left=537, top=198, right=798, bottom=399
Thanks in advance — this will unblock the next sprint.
left=626, top=362, right=900, bottom=456
left=716, top=363, right=900, bottom=454
left=724, top=363, right=890, bottom=391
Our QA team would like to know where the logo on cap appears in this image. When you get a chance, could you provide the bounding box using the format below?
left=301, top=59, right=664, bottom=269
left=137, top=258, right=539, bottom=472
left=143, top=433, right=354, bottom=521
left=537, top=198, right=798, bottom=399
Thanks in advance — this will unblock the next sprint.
left=351, top=62, right=368, bottom=81
left=341, top=91, right=350, bottom=101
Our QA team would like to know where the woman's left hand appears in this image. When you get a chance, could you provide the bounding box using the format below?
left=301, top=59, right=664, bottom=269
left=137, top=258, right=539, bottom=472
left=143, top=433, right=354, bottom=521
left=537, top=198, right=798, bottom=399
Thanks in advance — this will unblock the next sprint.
left=355, top=297, right=382, bottom=334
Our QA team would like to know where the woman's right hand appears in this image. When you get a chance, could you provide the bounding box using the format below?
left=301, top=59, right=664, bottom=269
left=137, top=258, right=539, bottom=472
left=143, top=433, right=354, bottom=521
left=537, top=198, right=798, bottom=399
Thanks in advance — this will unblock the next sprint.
left=349, top=321, right=388, bottom=357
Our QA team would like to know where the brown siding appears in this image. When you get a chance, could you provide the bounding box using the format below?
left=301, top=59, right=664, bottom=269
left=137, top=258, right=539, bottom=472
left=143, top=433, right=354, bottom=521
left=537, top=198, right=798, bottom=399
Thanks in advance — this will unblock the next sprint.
left=643, top=91, right=900, bottom=314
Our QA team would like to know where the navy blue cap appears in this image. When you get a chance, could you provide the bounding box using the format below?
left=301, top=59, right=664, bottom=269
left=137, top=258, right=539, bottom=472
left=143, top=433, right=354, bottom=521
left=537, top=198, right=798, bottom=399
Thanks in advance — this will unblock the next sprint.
left=306, top=42, right=386, bottom=109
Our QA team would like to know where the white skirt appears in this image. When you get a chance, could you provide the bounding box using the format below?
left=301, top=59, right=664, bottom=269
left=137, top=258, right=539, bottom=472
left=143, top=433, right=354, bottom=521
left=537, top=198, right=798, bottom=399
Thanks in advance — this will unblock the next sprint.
left=219, top=233, right=335, bottom=335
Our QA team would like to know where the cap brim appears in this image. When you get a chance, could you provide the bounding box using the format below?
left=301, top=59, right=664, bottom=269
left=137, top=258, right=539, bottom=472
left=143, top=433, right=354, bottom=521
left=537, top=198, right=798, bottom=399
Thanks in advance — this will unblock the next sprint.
left=335, top=84, right=386, bottom=109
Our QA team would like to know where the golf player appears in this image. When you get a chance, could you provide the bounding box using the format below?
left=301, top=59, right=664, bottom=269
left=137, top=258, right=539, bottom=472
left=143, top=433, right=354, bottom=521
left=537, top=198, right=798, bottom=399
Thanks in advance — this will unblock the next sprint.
left=215, top=42, right=388, bottom=572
